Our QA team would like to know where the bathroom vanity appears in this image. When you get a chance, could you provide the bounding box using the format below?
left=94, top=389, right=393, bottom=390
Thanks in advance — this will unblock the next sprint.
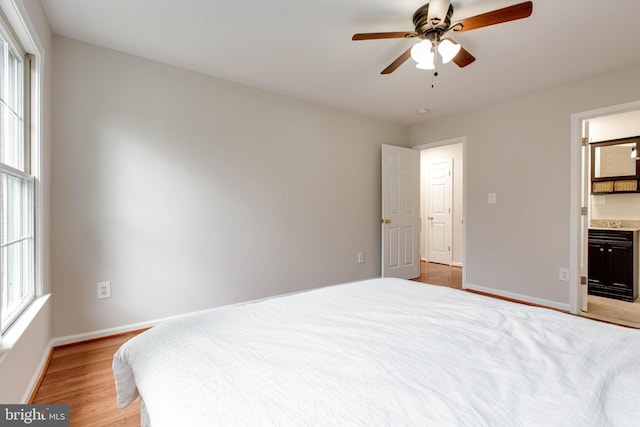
left=588, top=227, right=639, bottom=302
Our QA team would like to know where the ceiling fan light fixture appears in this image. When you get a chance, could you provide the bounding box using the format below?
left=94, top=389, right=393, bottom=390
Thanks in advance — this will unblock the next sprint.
left=416, top=57, right=435, bottom=70
left=410, top=40, right=433, bottom=64
left=352, top=1, right=534, bottom=74
left=438, top=39, right=461, bottom=64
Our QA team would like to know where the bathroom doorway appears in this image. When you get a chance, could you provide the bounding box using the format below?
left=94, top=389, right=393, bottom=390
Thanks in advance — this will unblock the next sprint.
left=571, top=101, right=640, bottom=326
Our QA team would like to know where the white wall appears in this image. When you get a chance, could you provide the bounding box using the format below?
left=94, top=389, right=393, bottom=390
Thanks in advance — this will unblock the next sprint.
left=591, top=194, right=640, bottom=220
left=0, top=298, right=51, bottom=403
left=0, top=0, right=52, bottom=403
left=589, top=110, right=640, bottom=142
left=410, top=65, right=640, bottom=308
left=419, top=143, right=464, bottom=266
left=51, top=37, right=409, bottom=338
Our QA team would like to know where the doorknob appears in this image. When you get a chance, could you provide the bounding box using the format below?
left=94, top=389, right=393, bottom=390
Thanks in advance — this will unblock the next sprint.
left=382, top=219, right=391, bottom=224
left=428, top=216, right=434, bottom=220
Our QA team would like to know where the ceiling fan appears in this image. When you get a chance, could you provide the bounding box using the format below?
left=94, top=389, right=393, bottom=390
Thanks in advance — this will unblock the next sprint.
left=352, top=1, right=533, bottom=74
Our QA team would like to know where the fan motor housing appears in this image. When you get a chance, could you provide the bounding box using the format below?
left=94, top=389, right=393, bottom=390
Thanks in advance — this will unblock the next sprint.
left=413, top=3, right=454, bottom=40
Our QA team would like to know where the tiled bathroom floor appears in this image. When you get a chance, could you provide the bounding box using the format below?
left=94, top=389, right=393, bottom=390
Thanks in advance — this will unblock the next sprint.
left=581, top=295, right=640, bottom=328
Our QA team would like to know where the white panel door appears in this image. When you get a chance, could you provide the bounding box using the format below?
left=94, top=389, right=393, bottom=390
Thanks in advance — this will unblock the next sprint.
left=381, top=145, right=420, bottom=279
left=428, top=160, right=452, bottom=265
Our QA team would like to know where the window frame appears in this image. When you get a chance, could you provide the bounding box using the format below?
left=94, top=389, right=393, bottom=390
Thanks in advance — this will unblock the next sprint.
left=0, top=8, right=37, bottom=335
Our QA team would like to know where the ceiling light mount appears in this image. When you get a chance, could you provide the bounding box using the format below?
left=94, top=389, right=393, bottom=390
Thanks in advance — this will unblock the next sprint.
left=413, top=3, right=454, bottom=36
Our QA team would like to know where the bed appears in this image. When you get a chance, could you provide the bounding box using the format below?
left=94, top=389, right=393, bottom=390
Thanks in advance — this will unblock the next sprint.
left=113, top=277, right=640, bottom=426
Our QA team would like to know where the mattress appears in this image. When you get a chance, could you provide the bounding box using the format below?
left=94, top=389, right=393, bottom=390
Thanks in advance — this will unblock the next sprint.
left=113, top=277, right=640, bottom=426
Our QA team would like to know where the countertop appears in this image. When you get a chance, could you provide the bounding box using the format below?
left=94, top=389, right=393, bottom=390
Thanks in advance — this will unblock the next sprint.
left=589, top=227, right=640, bottom=232
left=590, top=219, right=640, bottom=231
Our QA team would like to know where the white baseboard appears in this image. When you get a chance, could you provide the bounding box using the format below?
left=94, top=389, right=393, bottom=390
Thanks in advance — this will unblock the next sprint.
left=51, top=319, right=160, bottom=348
left=21, top=340, right=53, bottom=403
left=465, top=282, right=570, bottom=312
left=53, top=323, right=146, bottom=348
left=420, top=258, right=463, bottom=268
left=50, top=305, right=228, bottom=347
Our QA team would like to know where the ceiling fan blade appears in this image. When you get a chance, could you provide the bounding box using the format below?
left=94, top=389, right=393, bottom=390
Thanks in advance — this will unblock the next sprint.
left=452, top=1, right=532, bottom=33
left=352, top=32, right=417, bottom=41
left=381, top=47, right=413, bottom=74
left=426, top=0, right=451, bottom=27
left=451, top=46, right=476, bottom=68
left=441, top=37, right=476, bottom=68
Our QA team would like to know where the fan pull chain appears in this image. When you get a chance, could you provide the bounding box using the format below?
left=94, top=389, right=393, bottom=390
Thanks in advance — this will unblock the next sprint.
left=431, top=71, right=438, bottom=88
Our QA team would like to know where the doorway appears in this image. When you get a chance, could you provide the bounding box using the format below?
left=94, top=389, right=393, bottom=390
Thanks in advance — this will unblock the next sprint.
left=570, top=101, right=640, bottom=327
left=414, top=137, right=466, bottom=289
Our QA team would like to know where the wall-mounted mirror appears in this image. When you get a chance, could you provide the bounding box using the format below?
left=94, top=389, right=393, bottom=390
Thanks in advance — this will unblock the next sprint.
left=593, top=142, right=637, bottom=178
left=590, top=135, right=640, bottom=194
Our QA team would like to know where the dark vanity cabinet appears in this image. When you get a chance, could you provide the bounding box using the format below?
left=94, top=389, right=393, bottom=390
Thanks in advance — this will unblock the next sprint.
left=588, top=229, right=638, bottom=302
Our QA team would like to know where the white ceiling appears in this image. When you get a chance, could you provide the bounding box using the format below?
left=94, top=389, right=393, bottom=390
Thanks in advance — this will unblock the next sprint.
left=40, top=0, right=640, bottom=125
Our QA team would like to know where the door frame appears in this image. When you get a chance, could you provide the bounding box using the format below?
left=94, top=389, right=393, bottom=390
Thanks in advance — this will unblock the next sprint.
left=569, top=100, right=640, bottom=314
left=414, top=136, right=467, bottom=289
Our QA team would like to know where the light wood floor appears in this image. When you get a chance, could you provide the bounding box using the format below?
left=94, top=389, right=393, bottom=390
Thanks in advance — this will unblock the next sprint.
left=581, top=294, right=640, bottom=328
left=31, top=330, right=144, bottom=426
left=412, top=260, right=462, bottom=289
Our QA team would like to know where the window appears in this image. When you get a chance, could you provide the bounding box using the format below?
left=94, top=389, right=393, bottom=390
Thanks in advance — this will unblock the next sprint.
left=0, top=12, right=34, bottom=334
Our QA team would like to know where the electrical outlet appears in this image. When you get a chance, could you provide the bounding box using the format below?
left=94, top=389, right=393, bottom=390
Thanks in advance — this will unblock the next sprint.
left=97, top=281, right=111, bottom=299
left=488, top=193, right=497, bottom=204
left=357, top=252, right=365, bottom=264
left=558, top=268, right=570, bottom=282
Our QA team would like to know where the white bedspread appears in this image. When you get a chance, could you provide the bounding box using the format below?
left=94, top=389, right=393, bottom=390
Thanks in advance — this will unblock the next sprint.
left=113, top=278, right=640, bottom=426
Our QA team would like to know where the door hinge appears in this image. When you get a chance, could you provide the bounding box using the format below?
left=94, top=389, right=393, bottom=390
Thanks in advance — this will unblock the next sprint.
left=581, top=137, right=589, bottom=146
left=580, top=276, right=587, bottom=285
left=448, top=246, right=451, bottom=252
left=581, top=206, right=588, bottom=216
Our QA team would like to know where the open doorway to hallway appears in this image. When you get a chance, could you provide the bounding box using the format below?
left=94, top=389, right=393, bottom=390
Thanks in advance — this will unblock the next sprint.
left=414, top=138, right=466, bottom=288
